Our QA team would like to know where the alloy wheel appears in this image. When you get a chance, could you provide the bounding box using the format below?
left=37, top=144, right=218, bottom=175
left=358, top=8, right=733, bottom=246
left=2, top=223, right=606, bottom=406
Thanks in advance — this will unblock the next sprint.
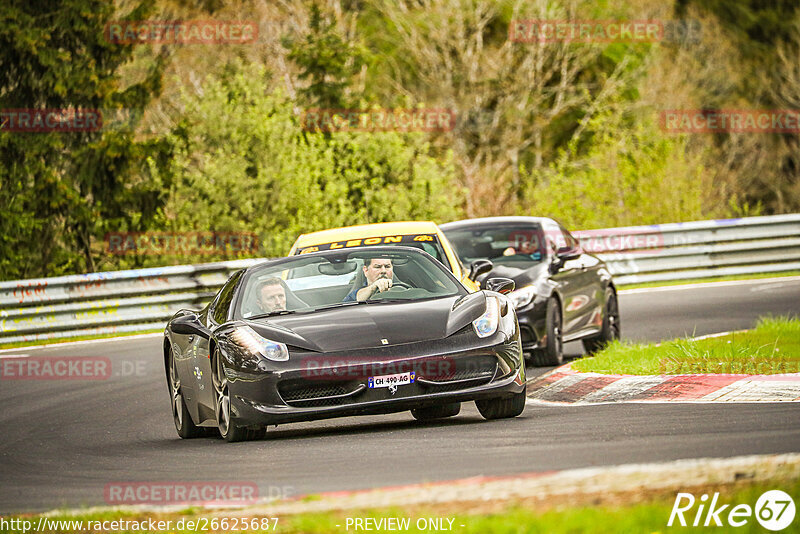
left=552, top=305, right=563, bottom=354
left=212, top=351, right=231, bottom=436
left=169, top=354, right=183, bottom=428
left=607, top=292, right=621, bottom=340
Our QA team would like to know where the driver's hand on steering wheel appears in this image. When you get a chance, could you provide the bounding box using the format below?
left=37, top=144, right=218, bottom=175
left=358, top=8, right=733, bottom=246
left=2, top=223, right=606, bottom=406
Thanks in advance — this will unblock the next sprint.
left=370, top=278, right=392, bottom=295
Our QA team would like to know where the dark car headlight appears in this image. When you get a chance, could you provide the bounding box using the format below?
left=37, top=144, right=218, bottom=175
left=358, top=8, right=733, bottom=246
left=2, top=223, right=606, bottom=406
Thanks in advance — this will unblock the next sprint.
left=507, top=285, right=536, bottom=309
left=230, top=325, right=289, bottom=362
left=473, top=296, right=500, bottom=338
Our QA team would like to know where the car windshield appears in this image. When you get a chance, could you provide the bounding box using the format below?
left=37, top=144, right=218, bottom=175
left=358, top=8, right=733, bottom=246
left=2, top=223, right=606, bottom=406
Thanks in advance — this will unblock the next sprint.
left=293, top=233, right=448, bottom=267
left=444, top=225, right=547, bottom=268
left=236, top=248, right=464, bottom=319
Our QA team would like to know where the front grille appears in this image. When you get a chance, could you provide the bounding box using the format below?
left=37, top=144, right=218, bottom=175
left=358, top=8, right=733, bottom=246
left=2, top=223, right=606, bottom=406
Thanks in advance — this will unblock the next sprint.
left=418, top=357, right=497, bottom=392
left=420, top=360, right=497, bottom=382
left=450, top=363, right=497, bottom=381
left=278, top=380, right=362, bottom=407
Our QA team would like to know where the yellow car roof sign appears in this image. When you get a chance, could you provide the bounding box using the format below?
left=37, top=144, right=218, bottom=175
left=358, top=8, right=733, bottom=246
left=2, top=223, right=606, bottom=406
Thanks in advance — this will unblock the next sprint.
left=292, top=221, right=439, bottom=250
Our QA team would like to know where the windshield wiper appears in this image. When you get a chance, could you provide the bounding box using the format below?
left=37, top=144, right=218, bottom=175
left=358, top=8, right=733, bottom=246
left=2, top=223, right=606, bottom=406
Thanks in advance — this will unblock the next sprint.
left=247, top=310, right=297, bottom=320
left=309, top=301, right=367, bottom=312
left=367, top=295, right=446, bottom=304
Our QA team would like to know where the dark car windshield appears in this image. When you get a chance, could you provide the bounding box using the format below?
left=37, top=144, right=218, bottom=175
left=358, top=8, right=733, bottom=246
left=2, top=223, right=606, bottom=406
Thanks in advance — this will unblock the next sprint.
left=236, top=248, right=465, bottom=319
left=444, top=225, right=547, bottom=269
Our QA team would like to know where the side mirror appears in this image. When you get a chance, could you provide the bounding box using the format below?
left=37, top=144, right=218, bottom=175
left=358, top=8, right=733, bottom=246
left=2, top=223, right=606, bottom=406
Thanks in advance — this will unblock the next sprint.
left=468, top=259, right=493, bottom=281
left=550, top=246, right=581, bottom=274
left=171, top=314, right=211, bottom=339
left=484, top=277, right=515, bottom=294
left=556, top=246, right=581, bottom=262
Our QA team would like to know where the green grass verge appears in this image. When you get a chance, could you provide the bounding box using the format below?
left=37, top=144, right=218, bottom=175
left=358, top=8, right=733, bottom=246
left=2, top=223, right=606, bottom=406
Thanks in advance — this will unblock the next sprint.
left=572, top=316, right=800, bottom=375
left=2, top=477, right=797, bottom=533
left=618, top=270, right=800, bottom=290
left=0, top=329, right=162, bottom=350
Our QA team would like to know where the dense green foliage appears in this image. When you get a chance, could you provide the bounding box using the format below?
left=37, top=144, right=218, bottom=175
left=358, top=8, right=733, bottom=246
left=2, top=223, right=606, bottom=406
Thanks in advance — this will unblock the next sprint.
left=156, top=63, right=459, bottom=258
left=2, top=0, right=799, bottom=279
left=525, top=106, right=716, bottom=228
left=0, top=0, right=168, bottom=279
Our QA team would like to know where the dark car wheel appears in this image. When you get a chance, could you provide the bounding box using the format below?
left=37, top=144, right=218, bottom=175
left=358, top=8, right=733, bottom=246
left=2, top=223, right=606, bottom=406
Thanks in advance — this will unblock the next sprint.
left=582, top=287, right=621, bottom=354
left=212, top=349, right=266, bottom=443
left=411, top=402, right=461, bottom=421
left=530, top=298, right=563, bottom=366
left=475, top=385, right=526, bottom=420
left=168, top=349, right=205, bottom=439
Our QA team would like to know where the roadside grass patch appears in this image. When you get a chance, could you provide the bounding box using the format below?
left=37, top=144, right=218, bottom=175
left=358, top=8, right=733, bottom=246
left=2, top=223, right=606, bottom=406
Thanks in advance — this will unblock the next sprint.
left=617, top=270, right=800, bottom=290
left=0, top=329, right=162, bottom=350
left=572, top=316, right=800, bottom=375
left=3, top=477, right=798, bottom=533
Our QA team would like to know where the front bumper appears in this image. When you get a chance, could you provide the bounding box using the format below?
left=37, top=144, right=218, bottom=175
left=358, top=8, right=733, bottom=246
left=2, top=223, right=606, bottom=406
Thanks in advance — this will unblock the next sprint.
left=516, top=297, right=548, bottom=352
left=223, top=327, right=524, bottom=427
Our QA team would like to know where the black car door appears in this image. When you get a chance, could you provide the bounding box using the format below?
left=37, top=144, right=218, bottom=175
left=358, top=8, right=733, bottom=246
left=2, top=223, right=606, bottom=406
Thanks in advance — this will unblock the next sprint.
left=545, top=222, right=586, bottom=337
left=195, top=270, right=244, bottom=416
left=558, top=224, right=604, bottom=336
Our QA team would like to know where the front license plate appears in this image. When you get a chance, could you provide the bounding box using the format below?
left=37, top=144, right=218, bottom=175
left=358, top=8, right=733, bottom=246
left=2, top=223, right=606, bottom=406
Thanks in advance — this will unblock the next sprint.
left=368, top=372, right=415, bottom=389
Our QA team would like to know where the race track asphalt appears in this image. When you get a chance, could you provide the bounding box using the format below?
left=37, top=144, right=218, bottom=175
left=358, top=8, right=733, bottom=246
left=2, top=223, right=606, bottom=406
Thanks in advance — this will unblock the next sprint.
left=1, top=277, right=798, bottom=513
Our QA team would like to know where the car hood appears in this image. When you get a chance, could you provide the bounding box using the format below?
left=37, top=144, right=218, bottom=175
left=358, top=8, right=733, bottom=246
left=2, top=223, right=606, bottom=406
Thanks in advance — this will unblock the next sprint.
left=244, top=293, right=487, bottom=352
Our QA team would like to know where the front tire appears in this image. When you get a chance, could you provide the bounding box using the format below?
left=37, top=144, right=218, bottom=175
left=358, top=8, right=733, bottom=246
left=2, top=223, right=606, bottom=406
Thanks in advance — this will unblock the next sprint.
left=212, top=349, right=266, bottom=442
left=168, top=349, right=205, bottom=439
left=582, top=287, right=621, bottom=354
left=411, top=402, right=460, bottom=421
left=530, top=298, right=563, bottom=366
left=475, top=386, right=526, bottom=420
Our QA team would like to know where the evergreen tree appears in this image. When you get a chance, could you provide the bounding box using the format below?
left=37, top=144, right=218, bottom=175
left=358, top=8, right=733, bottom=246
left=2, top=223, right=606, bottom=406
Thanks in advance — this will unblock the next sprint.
left=0, top=0, right=167, bottom=279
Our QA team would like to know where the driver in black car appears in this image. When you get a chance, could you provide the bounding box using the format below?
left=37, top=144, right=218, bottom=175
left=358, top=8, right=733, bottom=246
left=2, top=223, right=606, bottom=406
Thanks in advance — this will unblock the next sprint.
left=343, top=257, right=395, bottom=302
left=256, top=277, right=288, bottom=312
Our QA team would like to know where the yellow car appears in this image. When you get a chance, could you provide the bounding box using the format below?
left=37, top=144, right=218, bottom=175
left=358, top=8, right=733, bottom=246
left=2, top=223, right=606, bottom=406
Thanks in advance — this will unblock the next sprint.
left=288, top=221, right=488, bottom=291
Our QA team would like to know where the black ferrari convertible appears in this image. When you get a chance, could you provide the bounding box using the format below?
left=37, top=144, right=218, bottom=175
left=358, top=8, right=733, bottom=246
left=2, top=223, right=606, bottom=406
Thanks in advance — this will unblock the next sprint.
left=164, top=246, right=526, bottom=441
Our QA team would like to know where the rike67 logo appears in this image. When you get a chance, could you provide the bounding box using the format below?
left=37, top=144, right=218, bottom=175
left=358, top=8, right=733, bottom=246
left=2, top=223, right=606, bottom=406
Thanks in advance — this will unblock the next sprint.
left=668, top=490, right=795, bottom=530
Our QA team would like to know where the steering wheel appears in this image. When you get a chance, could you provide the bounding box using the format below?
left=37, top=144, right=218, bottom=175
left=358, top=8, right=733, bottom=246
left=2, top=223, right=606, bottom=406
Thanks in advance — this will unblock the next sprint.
left=388, top=281, right=412, bottom=290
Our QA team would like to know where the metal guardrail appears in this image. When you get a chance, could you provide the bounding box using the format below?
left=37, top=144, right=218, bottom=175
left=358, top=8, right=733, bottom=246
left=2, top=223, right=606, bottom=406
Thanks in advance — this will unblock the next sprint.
left=575, top=213, right=800, bottom=285
left=1, top=214, right=799, bottom=344
left=0, top=259, right=263, bottom=344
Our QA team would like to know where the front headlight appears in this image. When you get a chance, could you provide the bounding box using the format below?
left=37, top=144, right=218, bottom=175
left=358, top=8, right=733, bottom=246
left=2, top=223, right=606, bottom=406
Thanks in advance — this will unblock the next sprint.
left=230, top=325, right=289, bottom=362
left=473, top=296, right=500, bottom=338
left=508, top=285, right=536, bottom=309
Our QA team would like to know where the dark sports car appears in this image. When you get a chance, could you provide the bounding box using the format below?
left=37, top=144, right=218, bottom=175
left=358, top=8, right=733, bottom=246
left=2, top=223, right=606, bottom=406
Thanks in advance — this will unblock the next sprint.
left=164, top=246, right=526, bottom=442
left=441, top=217, right=620, bottom=366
